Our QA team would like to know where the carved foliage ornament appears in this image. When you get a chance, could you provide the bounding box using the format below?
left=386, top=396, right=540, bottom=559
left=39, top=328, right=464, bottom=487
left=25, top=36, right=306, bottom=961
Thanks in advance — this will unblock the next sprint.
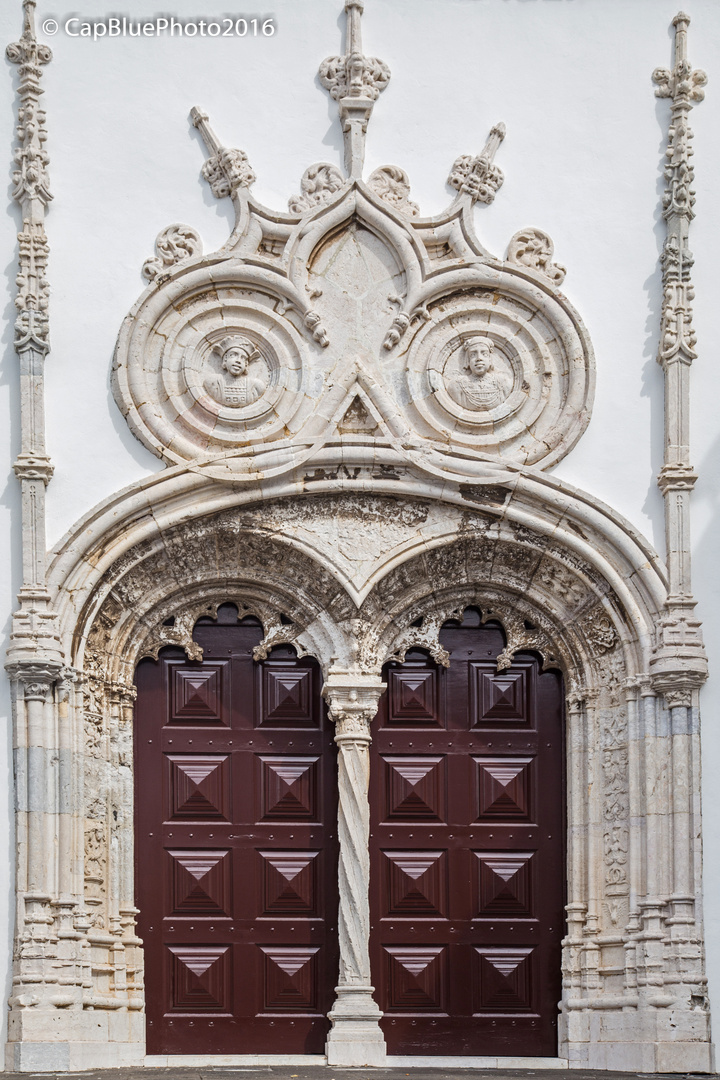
left=113, top=1, right=594, bottom=476
left=143, top=224, right=202, bottom=282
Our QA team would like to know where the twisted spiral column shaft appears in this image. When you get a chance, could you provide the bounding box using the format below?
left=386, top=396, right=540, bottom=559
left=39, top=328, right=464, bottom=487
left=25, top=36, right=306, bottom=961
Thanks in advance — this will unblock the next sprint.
left=323, top=674, right=387, bottom=1066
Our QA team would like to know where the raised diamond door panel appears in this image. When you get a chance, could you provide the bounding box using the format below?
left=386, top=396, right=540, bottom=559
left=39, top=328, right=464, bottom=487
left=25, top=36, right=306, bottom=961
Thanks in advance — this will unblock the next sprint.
left=259, top=663, right=318, bottom=727
left=168, top=945, right=232, bottom=1013
left=475, top=851, right=534, bottom=917
left=475, top=755, right=533, bottom=819
left=168, top=849, right=232, bottom=915
left=168, top=660, right=230, bottom=725
left=259, top=850, right=319, bottom=915
left=473, top=947, right=535, bottom=1012
left=388, top=666, right=440, bottom=725
left=383, top=850, right=447, bottom=916
left=134, top=609, right=338, bottom=1055
left=370, top=617, right=564, bottom=1057
left=384, top=946, right=447, bottom=1011
left=470, top=662, right=530, bottom=724
left=260, top=946, right=320, bottom=1011
left=383, top=755, right=446, bottom=822
left=164, top=754, right=232, bottom=821
left=259, top=755, right=319, bottom=821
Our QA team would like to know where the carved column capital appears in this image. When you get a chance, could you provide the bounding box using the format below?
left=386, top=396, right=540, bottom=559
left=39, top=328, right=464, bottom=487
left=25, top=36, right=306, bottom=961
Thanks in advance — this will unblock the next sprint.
left=7, top=659, right=62, bottom=698
left=323, top=672, right=386, bottom=743
left=566, top=686, right=599, bottom=714
left=649, top=670, right=704, bottom=710
left=623, top=673, right=654, bottom=699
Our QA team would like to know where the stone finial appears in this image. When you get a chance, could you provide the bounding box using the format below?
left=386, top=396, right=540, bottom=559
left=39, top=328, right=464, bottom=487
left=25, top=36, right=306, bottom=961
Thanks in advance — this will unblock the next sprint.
left=318, top=1, right=391, bottom=179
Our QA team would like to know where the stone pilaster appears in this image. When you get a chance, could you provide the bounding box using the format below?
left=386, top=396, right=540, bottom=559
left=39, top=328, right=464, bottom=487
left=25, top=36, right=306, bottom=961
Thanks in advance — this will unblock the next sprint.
left=322, top=670, right=387, bottom=1066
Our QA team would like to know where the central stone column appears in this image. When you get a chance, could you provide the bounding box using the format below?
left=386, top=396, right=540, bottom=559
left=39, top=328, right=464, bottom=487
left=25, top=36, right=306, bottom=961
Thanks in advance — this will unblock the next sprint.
left=323, top=670, right=387, bottom=1066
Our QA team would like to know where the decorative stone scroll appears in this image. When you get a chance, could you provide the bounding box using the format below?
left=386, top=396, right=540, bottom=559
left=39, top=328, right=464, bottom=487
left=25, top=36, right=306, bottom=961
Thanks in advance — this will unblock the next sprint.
left=506, top=227, right=566, bottom=286
left=289, top=163, right=346, bottom=213
left=142, top=223, right=202, bottom=281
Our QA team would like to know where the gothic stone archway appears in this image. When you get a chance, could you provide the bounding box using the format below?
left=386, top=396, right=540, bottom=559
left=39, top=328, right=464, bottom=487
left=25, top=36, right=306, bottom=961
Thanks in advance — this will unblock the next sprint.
left=7, top=482, right=710, bottom=1071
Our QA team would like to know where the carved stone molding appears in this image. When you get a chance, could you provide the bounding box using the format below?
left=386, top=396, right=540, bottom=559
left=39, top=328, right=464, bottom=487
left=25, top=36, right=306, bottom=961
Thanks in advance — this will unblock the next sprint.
left=191, top=107, right=256, bottom=198
left=318, top=0, right=390, bottom=180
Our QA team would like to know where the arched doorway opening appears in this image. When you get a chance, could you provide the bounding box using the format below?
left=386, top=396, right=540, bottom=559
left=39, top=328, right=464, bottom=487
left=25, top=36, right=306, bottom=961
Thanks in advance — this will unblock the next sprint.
left=133, top=604, right=339, bottom=1055
left=370, top=610, right=564, bottom=1056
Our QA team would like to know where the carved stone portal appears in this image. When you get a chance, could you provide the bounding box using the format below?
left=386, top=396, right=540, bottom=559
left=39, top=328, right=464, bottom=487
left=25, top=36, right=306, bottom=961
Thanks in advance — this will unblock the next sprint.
left=5, top=0, right=712, bottom=1073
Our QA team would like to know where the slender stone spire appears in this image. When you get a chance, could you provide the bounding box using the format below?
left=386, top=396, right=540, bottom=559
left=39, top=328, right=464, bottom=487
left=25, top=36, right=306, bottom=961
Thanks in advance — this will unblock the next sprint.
left=190, top=105, right=256, bottom=200
left=319, top=1, right=391, bottom=180
left=649, top=13, right=708, bottom=705
left=6, top=0, right=61, bottom=666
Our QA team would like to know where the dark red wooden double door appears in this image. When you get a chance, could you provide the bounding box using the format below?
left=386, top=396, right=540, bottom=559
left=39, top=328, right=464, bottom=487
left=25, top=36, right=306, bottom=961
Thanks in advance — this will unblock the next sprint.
left=135, top=607, right=564, bottom=1057
left=134, top=608, right=338, bottom=1055
left=370, top=613, right=565, bottom=1056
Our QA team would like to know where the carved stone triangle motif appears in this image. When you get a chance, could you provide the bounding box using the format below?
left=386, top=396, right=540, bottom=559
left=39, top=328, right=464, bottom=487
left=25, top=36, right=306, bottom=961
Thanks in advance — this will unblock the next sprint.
left=338, top=395, right=378, bottom=434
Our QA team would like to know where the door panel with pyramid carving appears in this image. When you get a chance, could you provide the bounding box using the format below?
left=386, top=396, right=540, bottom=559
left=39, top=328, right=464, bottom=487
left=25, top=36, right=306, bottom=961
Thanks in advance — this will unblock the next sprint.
left=134, top=608, right=338, bottom=1055
left=369, top=613, right=564, bottom=1056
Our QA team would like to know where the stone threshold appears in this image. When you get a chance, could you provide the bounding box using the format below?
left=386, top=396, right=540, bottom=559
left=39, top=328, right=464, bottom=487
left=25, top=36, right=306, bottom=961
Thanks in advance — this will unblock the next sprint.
left=2, top=1066, right=717, bottom=1080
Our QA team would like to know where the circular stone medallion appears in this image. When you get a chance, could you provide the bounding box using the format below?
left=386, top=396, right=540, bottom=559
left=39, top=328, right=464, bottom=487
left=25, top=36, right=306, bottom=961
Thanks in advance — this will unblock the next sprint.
left=113, top=277, right=306, bottom=467
left=405, top=285, right=593, bottom=465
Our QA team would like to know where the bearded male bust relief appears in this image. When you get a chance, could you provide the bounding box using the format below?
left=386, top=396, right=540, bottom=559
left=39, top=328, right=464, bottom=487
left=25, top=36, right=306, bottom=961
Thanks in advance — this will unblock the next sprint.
left=204, top=335, right=268, bottom=408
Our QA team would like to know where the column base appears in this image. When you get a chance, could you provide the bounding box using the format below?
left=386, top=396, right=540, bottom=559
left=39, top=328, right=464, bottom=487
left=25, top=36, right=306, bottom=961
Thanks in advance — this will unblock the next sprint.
left=326, top=986, right=387, bottom=1066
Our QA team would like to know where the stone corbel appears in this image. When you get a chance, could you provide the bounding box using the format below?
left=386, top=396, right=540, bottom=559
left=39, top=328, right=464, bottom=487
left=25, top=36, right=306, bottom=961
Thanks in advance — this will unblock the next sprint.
left=322, top=670, right=387, bottom=1066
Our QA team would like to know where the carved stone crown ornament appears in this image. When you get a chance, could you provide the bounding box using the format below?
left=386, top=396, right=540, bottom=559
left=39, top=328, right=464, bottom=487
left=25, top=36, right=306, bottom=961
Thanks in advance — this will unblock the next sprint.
left=112, top=1, right=595, bottom=483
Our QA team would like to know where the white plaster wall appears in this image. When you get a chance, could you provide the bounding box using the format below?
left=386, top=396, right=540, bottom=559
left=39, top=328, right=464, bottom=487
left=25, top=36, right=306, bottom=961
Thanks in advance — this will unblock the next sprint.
left=1, top=0, right=719, bottom=1059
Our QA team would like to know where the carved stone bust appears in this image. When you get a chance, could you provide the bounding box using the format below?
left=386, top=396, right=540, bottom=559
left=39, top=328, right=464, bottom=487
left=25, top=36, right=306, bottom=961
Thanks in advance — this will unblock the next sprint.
left=204, top=335, right=267, bottom=408
left=445, top=336, right=512, bottom=411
